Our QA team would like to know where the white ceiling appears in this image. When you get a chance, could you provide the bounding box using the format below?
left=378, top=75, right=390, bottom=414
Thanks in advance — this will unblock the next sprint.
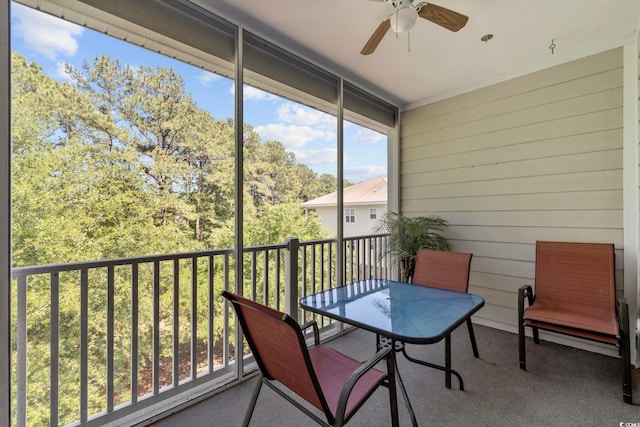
left=196, top=0, right=640, bottom=110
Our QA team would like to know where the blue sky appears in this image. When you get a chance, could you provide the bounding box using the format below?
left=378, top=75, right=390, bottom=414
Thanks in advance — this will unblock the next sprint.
left=9, top=3, right=387, bottom=184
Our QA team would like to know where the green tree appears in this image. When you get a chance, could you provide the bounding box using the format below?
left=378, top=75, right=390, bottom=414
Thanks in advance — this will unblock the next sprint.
left=11, top=50, right=339, bottom=425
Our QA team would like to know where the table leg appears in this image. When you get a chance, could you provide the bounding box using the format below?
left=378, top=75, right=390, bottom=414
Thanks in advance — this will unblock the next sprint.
left=445, top=335, right=451, bottom=389
left=391, top=342, right=418, bottom=427
left=401, top=338, right=465, bottom=391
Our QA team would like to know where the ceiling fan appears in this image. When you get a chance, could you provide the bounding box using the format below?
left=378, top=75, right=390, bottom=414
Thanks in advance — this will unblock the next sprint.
left=361, top=0, right=469, bottom=55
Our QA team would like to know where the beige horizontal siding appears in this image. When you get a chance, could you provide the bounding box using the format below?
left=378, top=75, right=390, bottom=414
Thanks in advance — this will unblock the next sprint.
left=403, top=48, right=623, bottom=123
left=400, top=47, right=624, bottom=352
left=403, top=88, right=622, bottom=146
left=402, top=189, right=622, bottom=212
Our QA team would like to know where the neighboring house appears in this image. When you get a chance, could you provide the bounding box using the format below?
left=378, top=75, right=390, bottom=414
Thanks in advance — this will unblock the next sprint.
left=301, top=176, right=387, bottom=237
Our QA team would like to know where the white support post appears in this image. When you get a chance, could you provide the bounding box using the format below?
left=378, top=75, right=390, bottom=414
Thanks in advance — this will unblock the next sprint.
left=0, top=0, right=11, bottom=425
left=623, top=41, right=639, bottom=366
left=234, top=25, right=244, bottom=380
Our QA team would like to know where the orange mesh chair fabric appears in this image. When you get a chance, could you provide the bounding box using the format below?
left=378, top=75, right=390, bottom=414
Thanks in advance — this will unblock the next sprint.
left=518, top=241, right=633, bottom=404
left=525, top=241, right=617, bottom=337
left=411, top=249, right=477, bottom=360
left=222, top=291, right=399, bottom=426
left=412, top=249, right=472, bottom=293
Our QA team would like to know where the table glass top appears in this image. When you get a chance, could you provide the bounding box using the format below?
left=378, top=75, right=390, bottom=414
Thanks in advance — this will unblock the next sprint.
left=300, top=279, right=484, bottom=344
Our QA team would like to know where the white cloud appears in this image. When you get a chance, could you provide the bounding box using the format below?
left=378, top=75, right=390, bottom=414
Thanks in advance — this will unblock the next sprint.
left=198, top=71, right=221, bottom=87
left=293, top=148, right=337, bottom=165
left=12, top=4, right=83, bottom=60
left=352, top=127, right=385, bottom=143
left=230, top=83, right=279, bottom=102
left=277, top=102, right=335, bottom=128
left=345, top=165, right=387, bottom=183
left=55, top=62, right=73, bottom=81
left=244, top=85, right=278, bottom=101
left=254, top=124, right=334, bottom=149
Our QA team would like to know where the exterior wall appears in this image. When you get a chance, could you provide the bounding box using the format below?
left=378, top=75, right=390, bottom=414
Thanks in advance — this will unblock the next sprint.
left=314, top=204, right=387, bottom=237
left=314, top=206, right=338, bottom=236
left=400, top=48, right=624, bottom=355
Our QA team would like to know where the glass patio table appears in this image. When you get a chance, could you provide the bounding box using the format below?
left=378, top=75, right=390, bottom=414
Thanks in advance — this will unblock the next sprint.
left=300, top=278, right=485, bottom=427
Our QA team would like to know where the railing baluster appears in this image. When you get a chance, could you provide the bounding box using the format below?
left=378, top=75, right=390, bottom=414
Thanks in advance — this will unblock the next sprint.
left=173, top=259, right=180, bottom=387
left=153, top=261, right=160, bottom=395
left=328, top=242, right=333, bottom=290
left=373, top=237, right=378, bottom=278
left=80, top=269, right=88, bottom=422
left=311, top=245, right=316, bottom=294
left=343, top=241, right=347, bottom=284
left=107, top=265, right=115, bottom=412
left=344, top=241, right=353, bottom=283
left=253, top=252, right=259, bottom=300
left=275, top=248, right=281, bottom=311
left=131, top=263, right=139, bottom=403
left=263, top=250, right=268, bottom=306
left=16, top=276, right=27, bottom=427
left=320, top=243, right=325, bottom=291
left=50, top=272, right=59, bottom=427
left=357, top=239, right=362, bottom=281
left=191, top=257, right=197, bottom=380
left=365, top=237, right=370, bottom=278
left=349, top=241, right=354, bottom=283
left=223, top=254, right=230, bottom=368
left=208, top=256, right=214, bottom=373
left=302, top=245, right=307, bottom=297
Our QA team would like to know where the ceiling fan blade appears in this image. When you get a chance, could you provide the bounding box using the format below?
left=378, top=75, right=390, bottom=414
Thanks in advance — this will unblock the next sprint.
left=360, top=19, right=391, bottom=55
left=418, top=3, right=468, bottom=32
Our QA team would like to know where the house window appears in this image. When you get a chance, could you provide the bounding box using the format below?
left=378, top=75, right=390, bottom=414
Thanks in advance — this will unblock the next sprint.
left=369, top=208, right=377, bottom=220
left=345, top=208, right=356, bottom=223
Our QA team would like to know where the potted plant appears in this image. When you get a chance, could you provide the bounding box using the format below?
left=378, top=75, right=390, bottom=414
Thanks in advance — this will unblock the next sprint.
left=375, top=211, right=451, bottom=282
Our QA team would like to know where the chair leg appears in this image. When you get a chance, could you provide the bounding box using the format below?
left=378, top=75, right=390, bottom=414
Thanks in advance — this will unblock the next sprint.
left=242, top=376, right=264, bottom=427
left=532, top=327, right=540, bottom=344
left=619, top=298, right=633, bottom=404
left=466, top=318, right=479, bottom=358
left=622, top=339, right=633, bottom=404
left=517, top=285, right=528, bottom=370
left=518, top=314, right=526, bottom=370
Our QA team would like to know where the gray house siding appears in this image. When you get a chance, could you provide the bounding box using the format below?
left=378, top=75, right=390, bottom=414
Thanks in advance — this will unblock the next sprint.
left=400, top=48, right=624, bottom=355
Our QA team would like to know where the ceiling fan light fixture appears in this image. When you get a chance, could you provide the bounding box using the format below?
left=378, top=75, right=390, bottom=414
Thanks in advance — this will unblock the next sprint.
left=390, top=5, right=417, bottom=33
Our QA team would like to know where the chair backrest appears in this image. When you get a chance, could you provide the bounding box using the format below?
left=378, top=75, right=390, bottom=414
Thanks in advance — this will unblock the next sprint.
left=535, top=241, right=616, bottom=315
left=222, top=291, right=330, bottom=415
left=412, top=249, right=473, bottom=293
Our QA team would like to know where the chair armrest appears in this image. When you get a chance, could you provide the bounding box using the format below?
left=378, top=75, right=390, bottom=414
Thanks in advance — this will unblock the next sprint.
left=334, top=345, right=393, bottom=422
left=518, top=285, right=534, bottom=324
left=300, top=319, right=320, bottom=346
left=617, top=297, right=629, bottom=331
left=519, top=285, right=534, bottom=304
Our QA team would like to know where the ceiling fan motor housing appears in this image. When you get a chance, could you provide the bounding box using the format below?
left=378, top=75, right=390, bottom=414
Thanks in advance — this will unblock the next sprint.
left=390, top=1, right=418, bottom=33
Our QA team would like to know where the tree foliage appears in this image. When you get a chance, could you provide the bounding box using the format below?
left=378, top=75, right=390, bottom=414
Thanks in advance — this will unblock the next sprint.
left=10, top=51, right=342, bottom=425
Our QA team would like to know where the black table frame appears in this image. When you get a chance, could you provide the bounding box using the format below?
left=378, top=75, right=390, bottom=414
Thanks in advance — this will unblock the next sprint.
left=300, top=279, right=485, bottom=427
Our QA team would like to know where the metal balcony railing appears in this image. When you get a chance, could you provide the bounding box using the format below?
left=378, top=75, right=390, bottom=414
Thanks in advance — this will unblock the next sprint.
left=10, top=234, right=391, bottom=427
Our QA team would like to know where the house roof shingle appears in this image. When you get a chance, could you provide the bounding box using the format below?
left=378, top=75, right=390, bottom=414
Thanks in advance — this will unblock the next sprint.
left=300, top=176, right=387, bottom=208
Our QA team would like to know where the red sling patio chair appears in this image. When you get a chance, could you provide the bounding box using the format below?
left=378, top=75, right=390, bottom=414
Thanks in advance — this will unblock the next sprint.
left=222, top=291, right=399, bottom=427
left=412, top=249, right=478, bottom=358
left=377, top=248, right=478, bottom=390
left=518, top=241, right=633, bottom=404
